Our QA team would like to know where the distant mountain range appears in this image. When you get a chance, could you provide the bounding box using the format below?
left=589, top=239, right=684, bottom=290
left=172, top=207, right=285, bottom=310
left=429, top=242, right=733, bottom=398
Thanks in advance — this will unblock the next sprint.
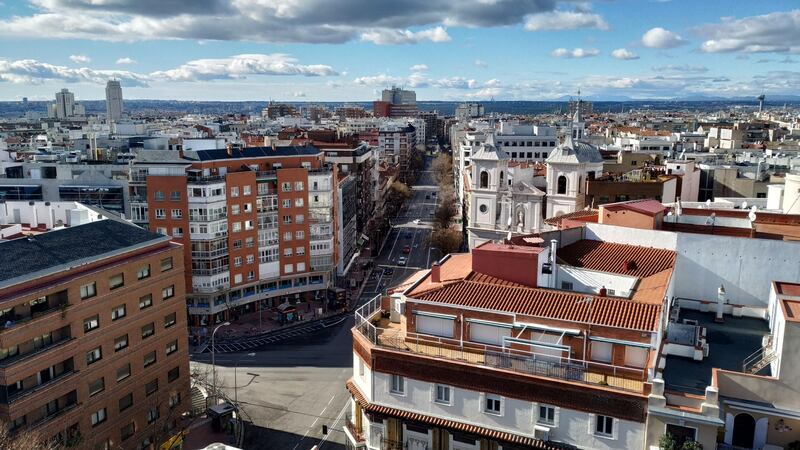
left=1, top=97, right=798, bottom=118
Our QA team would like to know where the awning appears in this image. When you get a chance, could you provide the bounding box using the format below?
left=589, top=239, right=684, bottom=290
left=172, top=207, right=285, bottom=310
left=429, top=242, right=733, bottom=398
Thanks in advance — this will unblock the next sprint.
left=589, top=336, right=651, bottom=348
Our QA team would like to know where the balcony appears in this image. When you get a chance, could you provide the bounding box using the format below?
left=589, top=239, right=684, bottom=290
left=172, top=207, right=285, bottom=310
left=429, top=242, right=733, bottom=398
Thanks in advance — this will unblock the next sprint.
left=354, top=297, right=646, bottom=394
left=0, top=294, right=69, bottom=334
left=6, top=368, right=77, bottom=405
left=344, top=415, right=364, bottom=443
left=192, top=266, right=230, bottom=277
left=187, top=174, right=225, bottom=184
left=0, top=336, right=75, bottom=370
left=256, top=170, right=277, bottom=180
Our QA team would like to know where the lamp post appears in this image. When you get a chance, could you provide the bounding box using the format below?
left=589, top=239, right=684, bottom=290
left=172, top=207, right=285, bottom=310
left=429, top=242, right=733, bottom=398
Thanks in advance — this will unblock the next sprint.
left=234, top=352, right=256, bottom=407
left=211, top=321, right=231, bottom=405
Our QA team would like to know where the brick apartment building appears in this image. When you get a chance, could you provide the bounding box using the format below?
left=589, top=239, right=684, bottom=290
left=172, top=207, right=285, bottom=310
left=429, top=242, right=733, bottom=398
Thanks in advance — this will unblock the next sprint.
left=0, top=204, right=189, bottom=450
left=128, top=145, right=338, bottom=328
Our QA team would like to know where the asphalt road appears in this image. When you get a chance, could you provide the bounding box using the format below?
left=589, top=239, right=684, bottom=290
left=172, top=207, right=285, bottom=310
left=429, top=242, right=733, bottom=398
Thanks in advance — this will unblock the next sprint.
left=189, top=156, right=439, bottom=450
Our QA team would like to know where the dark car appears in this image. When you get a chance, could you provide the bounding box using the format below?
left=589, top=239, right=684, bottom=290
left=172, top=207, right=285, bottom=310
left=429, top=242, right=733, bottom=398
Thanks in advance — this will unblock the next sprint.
left=402, top=245, right=411, bottom=254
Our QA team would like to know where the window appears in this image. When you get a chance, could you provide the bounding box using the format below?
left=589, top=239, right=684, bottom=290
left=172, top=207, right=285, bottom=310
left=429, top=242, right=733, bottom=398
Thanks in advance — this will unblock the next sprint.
left=141, top=323, right=155, bottom=339
left=246, top=237, right=254, bottom=248
left=390, top=375, right=405, bottom=394
left=139, top=294, right=153, bottom=310
left=284, top=264, right=294, bottom=273
left=296, top=247, right=305, bottom=256
left=358, top=358, right=364, bottom=377
left=294, top=198, right=304, bottom=207
left=170, top=190, right=181, bottom=201
left=160, top=257, right=173, bottom=272
left=435, top=384, right=451, bottom=405
left=84, top=315, right=100, bottom=333
left=283, top=215, right=292, bottom=224
left=591, top=341, right=613, bottom=363
left=114, top=334, right=129, bottom=352
left=80, top=282, right=96, bottom=300
left=295, top=181, right=304, bottom=191
left=172, top=227, right=183, bottom=237
left=137, top=264, right=151, bottom=280
left=243, top=185, right=251, bottom=196
left=162, top=285, right=175, bottom=300
left=295, top=214, right=304, bottom=224
left=283, top=231, right=292, bottom=241
left=282, top=199, right=291, bottom=208
left=91, top=408, right=107, bottom=426
left=164, top=312, right=177, bottom=328
left=117, top=364, right=131, bottom=382
left=109, top=273, right=124, bottom=290
left=171, top=209, right=182, bottom=219
left=234, top=256, right=243, bottom=267
left=232, top=222, right=241, bottom=232
left=154, top=191, right=165, bottom=201
left=595, top=415, right=614, bottom=437
left=121, top=422, right=135, bottom=441
left=145, top=378, right=158, bottom=396
left=168, top=392, right=181, bottom=409
left=144, top=350, right=156, bottom=367
left=295, top=230, right=304, bottom=240
left=232, top=204, right=241, bottom=215
left=119, top=393, right=133, bottom=412
left=296, top=262, right=306, bottom=272
left=281, top=182, right=292, bottom=192
left=561, top=281, right=574, bottom=290
left=479, top=170, right=489, bottom=188
left=284, top=248, right=293, bottom=257
left=168, top=366, right=180, bottom=382
left=538, top=405, right=556, bottom=425
left=166, top=340, right=178, bottom=355
left=86, top=346, right=102, bottom=365
left=484, top=394, right=502, bottom=415
left=230, top=186, right=239, bottom=197
left=147, top=406, right=160, bottom=424
left=112, top=304, right=126, bottom=321
left=557, top=175, right=568, bottom=194
left=155, top=208, right=165, bottom=219
left=88, top=377, right=105, bottom=397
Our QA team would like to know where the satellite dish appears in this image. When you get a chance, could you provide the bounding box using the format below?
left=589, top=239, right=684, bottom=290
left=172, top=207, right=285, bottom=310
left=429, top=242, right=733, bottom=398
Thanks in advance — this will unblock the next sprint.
left=667, top=211, right=673, bottom=216
left=749, top=211, right=757, bottom=222
left=741, top=201, right=748, bottom=210
left=751, top=205, right=758, bottom=212
left=705, top=199, right=712, bottom=208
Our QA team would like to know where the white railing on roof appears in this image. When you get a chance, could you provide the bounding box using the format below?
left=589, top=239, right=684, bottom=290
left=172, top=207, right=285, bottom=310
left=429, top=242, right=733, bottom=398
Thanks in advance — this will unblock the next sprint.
left=354, top=294, right=381, bottom=344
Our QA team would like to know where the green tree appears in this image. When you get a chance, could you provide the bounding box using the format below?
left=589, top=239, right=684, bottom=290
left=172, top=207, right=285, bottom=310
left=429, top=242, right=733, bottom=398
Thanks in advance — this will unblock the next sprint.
left=432, top=153, right=453, bottom=185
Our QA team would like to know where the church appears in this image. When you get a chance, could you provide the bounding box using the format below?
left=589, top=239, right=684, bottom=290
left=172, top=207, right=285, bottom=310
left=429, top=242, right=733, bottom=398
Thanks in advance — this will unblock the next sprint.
left=464, top=103, right=602, bottom=249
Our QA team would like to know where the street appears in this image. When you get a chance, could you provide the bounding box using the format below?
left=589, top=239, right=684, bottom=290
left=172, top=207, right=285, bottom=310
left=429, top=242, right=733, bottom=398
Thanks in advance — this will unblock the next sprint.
left=190, top=156, right=440, bottom=450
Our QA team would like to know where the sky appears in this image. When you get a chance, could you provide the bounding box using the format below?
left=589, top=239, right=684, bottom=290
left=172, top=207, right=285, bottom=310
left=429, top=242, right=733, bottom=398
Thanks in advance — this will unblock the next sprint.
left=0, top=0, right=799, bottom=101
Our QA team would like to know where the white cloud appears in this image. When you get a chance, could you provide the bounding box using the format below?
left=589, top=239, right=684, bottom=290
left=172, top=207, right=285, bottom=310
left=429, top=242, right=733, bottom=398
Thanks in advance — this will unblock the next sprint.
left=550, top=48, right=600, bottom=59
left=433, top=77, right=478, bottom=89
left=641, top=27, right=687, bottom=49
left=611, top=48, right=639, bottom=60
left=474, top=59, right=488, bottom=68
left=360, top=27, right=450, bottom=45
left=409, top=64, right=428, bottom=72
left=151, top=54, right=337, bottom=81
left=353, top=74, right=406, bottom=86
left=524, top=10, right=609, bottom=31
left=0, top=58, right=148, bottom=86
left=293, top=91, right=306, bottom=97
left=652, top=64, right=708, bottom=73
left=116, top=57, right=136, bottom=65
left=69, top=54, right=91, bottom=64
left=697, top=10, right=800, bottom=53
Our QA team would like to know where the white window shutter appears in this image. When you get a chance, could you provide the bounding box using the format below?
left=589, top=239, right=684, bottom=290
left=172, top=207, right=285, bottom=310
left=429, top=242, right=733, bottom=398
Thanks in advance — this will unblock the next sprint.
left=588, top=414, right=596, bottom=435
left=612, top=418, right=619, bottom=440
left=430, top=384, right=435, bottom=402
left=479, top=392, right=486, bottom=414
left=553, top=406, right=560, bottom=428
left=499, top=396, right=505, bottom=417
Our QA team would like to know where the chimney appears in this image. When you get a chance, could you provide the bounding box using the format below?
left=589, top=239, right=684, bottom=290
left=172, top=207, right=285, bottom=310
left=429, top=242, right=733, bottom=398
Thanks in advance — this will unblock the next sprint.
left=550, top=239, right=558, bottom=288
left=29, top=200, right=38, bottom=228
left=715, top=284, right=726, bottom=323
left=599, top=286, right=607, bottom=297
left=44, top=201, right=54, bottom=229
left=430, top=261, right=441, bottom=283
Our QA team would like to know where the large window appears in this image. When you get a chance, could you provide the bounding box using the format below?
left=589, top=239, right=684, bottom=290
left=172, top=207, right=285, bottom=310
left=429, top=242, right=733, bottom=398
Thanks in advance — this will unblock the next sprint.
left=390, top=375, right=404, bottom=394
left=86, top=346, right=102, bottom=365
left=111, top=304, right=126, bottom=321
left=479, top=171, right=489, bottom=188
left=538, top=405, right=556, bottom=425
left=484, top=394, right=502, bottom=415
left=109, top=273, right=124, bottom=290
left=434, top=384, right=451, bottom=405
left=80, top=282, right=96, bottom=300
left=90, top=408, right=107, bottom=426
left=595, top=415, right=614, bottom=437
left=557, top=175, right=568, bottom=194
left=83, top=315, right=99, bottom=333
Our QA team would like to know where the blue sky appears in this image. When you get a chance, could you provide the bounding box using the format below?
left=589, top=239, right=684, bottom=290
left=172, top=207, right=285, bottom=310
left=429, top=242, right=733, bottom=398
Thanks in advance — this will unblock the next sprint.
left=0, top=0, right=798, bottom=101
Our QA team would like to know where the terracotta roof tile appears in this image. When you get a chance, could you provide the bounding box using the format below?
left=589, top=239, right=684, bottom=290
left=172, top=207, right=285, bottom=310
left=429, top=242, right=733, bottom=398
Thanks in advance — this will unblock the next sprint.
left=346, top=380, right=565, bottom=449
left=415, top=280, right=661, bottom=331
left=558, top=240, right=675, bottom=278
left=544, top=209, right=599, bottom=227
left=407, top=253, right=473, bottom=296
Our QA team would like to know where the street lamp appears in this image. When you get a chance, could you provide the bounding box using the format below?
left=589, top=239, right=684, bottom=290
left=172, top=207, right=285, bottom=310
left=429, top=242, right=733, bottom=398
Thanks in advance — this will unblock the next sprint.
left=234, top=352, right=256, bottom=407
left=211, top=321, right=231, bottom=405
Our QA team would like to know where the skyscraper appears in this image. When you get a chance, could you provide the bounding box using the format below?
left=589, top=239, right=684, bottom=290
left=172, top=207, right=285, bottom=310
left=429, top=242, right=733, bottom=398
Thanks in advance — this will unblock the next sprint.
left=105, top=80, right=123, bottom=122
left=54, top=88, right=75, bottom=119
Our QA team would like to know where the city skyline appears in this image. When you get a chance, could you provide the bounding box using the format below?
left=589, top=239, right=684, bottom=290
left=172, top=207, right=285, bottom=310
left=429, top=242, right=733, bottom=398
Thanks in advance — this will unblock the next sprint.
left=0, top=1, right=799, bottom=101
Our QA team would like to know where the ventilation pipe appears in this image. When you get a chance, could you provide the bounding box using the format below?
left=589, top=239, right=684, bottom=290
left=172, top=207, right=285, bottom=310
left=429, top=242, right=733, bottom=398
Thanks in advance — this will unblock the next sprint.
left=44, top=201, right=54, bottom=229
left=549, top=239, right=558, bottom=289
left=28, top=200, right=38, bottom=228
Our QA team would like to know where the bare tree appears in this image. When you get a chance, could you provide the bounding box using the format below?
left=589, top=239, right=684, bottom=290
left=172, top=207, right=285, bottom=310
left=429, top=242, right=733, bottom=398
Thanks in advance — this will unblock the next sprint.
left=429, top=228, right=463, bottom=256
left=0, top=424, right=62, bottom=450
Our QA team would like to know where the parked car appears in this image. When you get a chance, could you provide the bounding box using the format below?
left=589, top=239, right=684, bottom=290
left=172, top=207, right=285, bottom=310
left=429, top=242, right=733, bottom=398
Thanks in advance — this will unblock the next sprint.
left=384, top=268, right=394, bottom=276
left=398, top=257, right=407, bottom=266
left=402, top=245, right=411, bottom=254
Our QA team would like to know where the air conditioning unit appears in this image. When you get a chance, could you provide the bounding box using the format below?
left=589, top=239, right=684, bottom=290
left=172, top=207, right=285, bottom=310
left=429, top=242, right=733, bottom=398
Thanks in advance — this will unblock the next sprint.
left=534, top=425, right=550, bottom=441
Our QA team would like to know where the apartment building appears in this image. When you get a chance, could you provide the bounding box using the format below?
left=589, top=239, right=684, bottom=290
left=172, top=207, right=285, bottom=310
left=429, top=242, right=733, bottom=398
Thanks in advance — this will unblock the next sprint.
left=0, top=203, right=189, bottom=450
left=128, top=145, right=338, bottom=328
left=378, top=125, right=416, bottom=178
left=346, top=234, right=676, bottom=450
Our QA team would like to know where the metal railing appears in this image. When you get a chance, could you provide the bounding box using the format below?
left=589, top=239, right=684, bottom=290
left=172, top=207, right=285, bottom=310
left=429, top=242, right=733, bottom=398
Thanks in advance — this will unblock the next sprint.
left=354, top=301, right=645, bottom=393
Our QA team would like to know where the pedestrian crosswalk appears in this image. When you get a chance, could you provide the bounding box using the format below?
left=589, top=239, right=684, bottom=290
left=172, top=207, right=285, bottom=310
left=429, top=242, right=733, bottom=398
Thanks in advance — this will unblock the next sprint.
left=203, top=315, right=347, bottom=353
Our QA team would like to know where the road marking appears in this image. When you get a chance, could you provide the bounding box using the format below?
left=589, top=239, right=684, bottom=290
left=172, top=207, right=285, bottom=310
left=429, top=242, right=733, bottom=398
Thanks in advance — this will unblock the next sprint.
left=316, top=400, right=349, bottom=449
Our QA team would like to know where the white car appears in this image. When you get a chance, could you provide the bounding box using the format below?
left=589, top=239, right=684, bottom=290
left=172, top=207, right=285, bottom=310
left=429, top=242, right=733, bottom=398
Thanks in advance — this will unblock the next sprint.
left=412, top=219, right=421, bottom=225
left=398, top=257, right=407, bottom=266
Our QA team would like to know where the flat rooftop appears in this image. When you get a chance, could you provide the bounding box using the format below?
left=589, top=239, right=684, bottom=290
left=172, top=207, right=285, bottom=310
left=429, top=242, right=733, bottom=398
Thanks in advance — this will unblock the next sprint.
left=663, top=309, right=770, bottom=394
left=0, top=219, right=166, bottom=286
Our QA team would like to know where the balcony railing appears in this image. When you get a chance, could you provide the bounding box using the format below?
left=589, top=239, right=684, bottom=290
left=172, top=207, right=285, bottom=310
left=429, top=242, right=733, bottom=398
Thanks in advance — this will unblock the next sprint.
left=0, top=337, right=74, bottom=368
left=187, top=174, right=225, bottom=184
left=345, top=416, right=364, bottom=443
left=7, top=369, right=77, bottom=404
left=192, top=266, right=229, bottom=276
left=354, top=296, right=646, bottom=393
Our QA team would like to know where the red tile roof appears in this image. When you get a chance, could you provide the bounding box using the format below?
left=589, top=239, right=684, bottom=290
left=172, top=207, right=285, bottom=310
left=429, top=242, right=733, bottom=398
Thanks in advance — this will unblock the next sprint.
left=346, top=380, right=565, bottom=449
left=543, top=209, right=599, bottom=227
left=602, top=199, right=669, bottom=216
left=414, top=280, right=661, bottom=331
left=558, top=240, right=675, bottom=278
